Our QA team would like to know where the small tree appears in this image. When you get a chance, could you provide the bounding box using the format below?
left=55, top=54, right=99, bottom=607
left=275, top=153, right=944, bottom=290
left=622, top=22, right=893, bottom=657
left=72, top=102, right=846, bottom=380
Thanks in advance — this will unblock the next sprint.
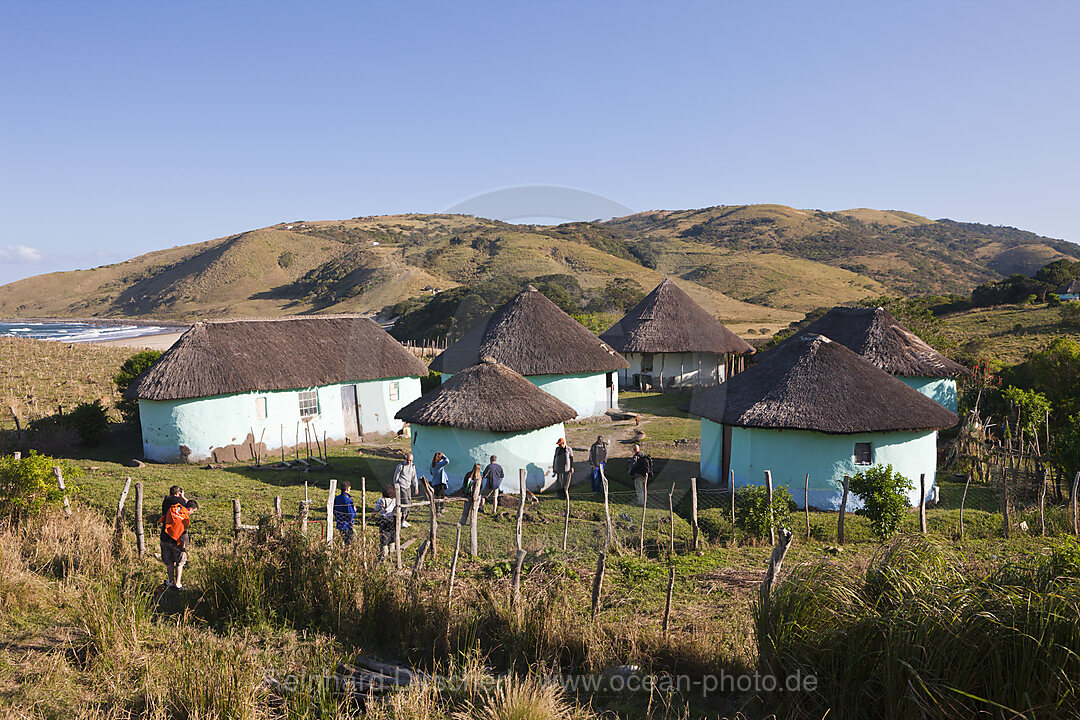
left=849, top=464, right=913, bottom=540
left=0, top=451, right=81, bottom=524
left=114, top=350, right=162, bottom=425
left=735, top=485, right=793, bottom=541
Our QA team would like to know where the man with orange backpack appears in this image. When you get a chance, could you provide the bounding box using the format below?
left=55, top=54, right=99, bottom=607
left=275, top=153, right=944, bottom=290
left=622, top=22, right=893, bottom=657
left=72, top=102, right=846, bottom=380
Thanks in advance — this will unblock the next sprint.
left=160, top=485, right=198, bottom=590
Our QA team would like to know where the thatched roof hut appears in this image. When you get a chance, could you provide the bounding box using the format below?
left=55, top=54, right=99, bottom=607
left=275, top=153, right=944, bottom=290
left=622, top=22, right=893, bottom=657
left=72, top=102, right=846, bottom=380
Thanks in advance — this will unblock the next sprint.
left=599, top=278, right=754, bottom=355
left=128, top=315, right=428, bottom=401
left=784, top=306, right=968, bottom=378
left=396, top=358, right=576, bottom=432
left=686, top=334, right=958, bottom=434
left=429, top=287, right=628, bottom=376
left=1058, top=280, right=1080, bottom=295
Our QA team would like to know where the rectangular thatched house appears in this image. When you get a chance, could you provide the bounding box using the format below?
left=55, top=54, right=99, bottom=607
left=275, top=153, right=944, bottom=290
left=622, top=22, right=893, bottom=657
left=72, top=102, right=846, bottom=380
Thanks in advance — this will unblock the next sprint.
left=126, top=316, right=428, bottom=463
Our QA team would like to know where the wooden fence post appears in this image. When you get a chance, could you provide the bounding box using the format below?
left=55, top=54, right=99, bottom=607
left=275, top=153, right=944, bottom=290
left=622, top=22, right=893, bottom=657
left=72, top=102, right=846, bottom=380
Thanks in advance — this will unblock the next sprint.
left=425, top=480, right=438, bottom=558
left=470, top=470, right=482, bottom=558
left=112, top=477, right=132, bottom=558
left=299, top=501, right=310, bottom=536
left=959, top=472, right=971, bottom=540
left=690, top=477, right=699, bottom=552
left=360, top=477, right=367, bottom=536
left=919, top=473, right=927, bottom=534
left=838, top=475, right=850, bottom=545
left=602, top=470, right=613, bottom=547
left=1002, top=460, right=1012, bottom=540
left=662, top=566, right=675, bottom=633
left=52, top=467, right=72, bottom=518
left=639, top=474, right=649, bottom=558
left=448, top=524, right=462, bottom=610
left=233, top=498, right=242, bottom=539
left=394, top=484, right=402, bottom=570
left=1072, top=471, right=1080, bottom=538
left=667, top=484, right=676, bottom=557
left=326, top=479, right=338, bottom=545
left=135, top=482, right=145, bottom=558
left=730, top=469, right=736, bottom=528
left=511, top=469, right=526, bottom=612
left=1039, top=468, right=1047, bottom=537
left=765, top=470, right=775, bottom=546
left=591, top=549, right=607, bottom=616
left=804, top=473, right=810, bottom=539
left=759, top=528, right=795, bottom=658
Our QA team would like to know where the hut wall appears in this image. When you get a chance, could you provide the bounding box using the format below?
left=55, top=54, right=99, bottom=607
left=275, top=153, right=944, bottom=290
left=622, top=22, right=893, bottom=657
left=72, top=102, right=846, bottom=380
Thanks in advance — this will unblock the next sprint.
left=898, top=376, right=958, bottom=413
left=138, top=376, right=421, bottom=463
left=410, top=422, right=567, bottom=493
left=619, top=352, right=724, bottom=389
left=699, top=420, right=938, bottom=510
left=529, top=371, right=615, bottom=418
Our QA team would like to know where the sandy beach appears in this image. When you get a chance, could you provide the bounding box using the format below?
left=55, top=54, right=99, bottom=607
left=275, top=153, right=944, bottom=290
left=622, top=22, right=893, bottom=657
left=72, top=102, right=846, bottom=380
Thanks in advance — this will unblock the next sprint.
left=94, top=330, right=185, bottom=350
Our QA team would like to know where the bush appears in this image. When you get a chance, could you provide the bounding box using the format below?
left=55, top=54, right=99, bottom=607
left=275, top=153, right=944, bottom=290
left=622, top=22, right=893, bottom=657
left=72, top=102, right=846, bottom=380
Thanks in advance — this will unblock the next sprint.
left=1061, top=302, right=1080, bottom=328
left=114, top=350, right=163, bottom=425
left=27, top=399, right=109, bottom=447
left=735, top=485, right=792, bottom=541
left=0, top=451, right=80, bottom=524
left=848, top=464, right=912, bottom=540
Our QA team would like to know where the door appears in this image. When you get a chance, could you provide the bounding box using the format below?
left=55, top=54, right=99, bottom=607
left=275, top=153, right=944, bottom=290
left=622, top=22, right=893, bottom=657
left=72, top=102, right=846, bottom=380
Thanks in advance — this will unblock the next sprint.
left=721, top=424, right=732, bottom=488
left=340, top=385, right=361, bottom=439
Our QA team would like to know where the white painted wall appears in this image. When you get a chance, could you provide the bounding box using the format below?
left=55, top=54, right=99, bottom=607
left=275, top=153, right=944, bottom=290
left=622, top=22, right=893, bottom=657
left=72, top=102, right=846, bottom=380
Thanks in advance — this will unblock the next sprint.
left=139, top=376, right=421, bottom=463
left=617, top=352, right=727, bottom=389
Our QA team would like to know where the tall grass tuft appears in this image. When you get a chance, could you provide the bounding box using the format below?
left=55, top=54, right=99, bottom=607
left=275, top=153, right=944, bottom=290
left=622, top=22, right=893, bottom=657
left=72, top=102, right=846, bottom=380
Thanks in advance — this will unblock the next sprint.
left=757, top=534, right=1080, bottom=719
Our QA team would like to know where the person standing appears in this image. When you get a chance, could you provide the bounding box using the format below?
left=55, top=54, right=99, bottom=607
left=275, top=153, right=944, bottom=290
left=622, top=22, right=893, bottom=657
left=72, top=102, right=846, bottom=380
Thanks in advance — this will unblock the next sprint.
left=159, top=485, right=199, bottom=591
left=393, top=452, right=419, bottom=528
left=333, top=480, right=357, bottom=546
left=629, top=444, right=651, bottom=506
left=460, top=463, right=484, bottom=525
left=429, top=452, right=450, bottom=515
left=371, top=485, right=397, bottom=559
left=589, top=435, right=608, bottom=494
left=552, top=438, right=574, bottom=495
left=482, top=455, right=504, bottom=509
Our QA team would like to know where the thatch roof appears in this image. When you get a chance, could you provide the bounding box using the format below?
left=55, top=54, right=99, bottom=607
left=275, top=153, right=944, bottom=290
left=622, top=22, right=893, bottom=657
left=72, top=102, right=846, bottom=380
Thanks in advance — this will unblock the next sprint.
left=395, top=358, right=577, bottom=432
left=429, top=287, right=628, bottom=375
left=1059, top=280, right=1080, bottom=295
left=785, top=306, right=968, bottom=377
left=684, top=334, right=958, bottom=434
left=599, top=278, right=754, bottom=355
left=128, top=315, right=428, bottom=401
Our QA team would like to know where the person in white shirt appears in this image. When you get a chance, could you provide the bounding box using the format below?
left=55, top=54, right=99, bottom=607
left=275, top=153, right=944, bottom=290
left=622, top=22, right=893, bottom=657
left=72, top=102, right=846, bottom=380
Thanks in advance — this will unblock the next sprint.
left=372, top=485, right=397, bottom=559
left=393, top=452, right=419, bottom=527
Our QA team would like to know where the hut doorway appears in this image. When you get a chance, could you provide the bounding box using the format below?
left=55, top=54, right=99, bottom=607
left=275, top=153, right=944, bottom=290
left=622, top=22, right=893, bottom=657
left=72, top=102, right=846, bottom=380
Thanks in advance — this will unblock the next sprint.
left=341, top=385, right=363, bottom=439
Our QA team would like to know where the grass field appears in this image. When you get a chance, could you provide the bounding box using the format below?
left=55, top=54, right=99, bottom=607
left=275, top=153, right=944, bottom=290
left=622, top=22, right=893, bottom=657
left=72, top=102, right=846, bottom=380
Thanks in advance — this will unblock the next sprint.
left=940, top=303, right=1080, bottom=366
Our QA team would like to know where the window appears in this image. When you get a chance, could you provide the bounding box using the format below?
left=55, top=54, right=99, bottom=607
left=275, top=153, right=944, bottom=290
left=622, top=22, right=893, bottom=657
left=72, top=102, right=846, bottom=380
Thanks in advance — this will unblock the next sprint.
left=854, top=442, right=872, bottom=465
left=255, top=397, right=267, bottom=420
left=388, top=381, right=400, bottom=401
left=641, top=353, right=653, bottom=372
left=298, top=390, right=319, bottom=417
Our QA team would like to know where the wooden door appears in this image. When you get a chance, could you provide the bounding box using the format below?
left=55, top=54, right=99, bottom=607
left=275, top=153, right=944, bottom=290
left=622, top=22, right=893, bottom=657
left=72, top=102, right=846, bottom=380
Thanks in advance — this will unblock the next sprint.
left=340, top=385, right=361, bottom=439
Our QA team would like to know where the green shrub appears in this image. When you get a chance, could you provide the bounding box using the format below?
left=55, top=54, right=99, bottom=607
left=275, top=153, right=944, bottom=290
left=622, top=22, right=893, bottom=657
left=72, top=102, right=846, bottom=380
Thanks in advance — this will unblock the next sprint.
left=28, top=399, right=109, bottom=447
left=735, top=485, right=792, bottom=541
left=277, top=250, right=294, bottom=268
left=0, top=451, right=80, bottom=524
left=114, top=350, right=163, bottom=425
left=848, top=464, right=912, bottom=540
left=1060, top=302, right=1080, bottom=328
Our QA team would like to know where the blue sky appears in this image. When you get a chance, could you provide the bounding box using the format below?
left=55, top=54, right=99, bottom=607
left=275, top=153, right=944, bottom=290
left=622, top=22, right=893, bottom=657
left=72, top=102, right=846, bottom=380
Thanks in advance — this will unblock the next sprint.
left=1, top=1, right=1078, bottom=284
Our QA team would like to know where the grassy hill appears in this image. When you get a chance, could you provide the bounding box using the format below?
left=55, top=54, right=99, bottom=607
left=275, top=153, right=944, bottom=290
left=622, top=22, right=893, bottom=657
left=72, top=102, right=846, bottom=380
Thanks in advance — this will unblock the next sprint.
left=1, top=205, right=1075, bottom=333
left=941, top=303, right=1080, bottom=367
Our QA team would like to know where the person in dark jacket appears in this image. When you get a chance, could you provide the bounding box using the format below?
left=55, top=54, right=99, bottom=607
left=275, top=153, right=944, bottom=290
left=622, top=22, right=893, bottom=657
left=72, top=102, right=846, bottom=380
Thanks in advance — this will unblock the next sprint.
left=589, top=436, right=608, bottom=494
left=482, top=455, right=504, bottom=509
left=159, top=485, right=199, bottom=590
left=371, top=485, right=397, bottom=558
left=333, top=480, right=357, bottom=545
left=552, top=438, right=574, bottom=495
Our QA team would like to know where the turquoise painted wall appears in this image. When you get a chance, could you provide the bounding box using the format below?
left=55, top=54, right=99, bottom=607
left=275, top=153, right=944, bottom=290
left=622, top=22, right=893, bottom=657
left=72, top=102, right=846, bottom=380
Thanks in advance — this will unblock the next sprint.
left=139, top=376, right=421, bottom=463
left=410, top=422, right=567, bottom=494
left=699, top=419, right=938, bottom=510
left=441, top=370, right=616, bottom=418
left=899, top=376, right=958, bottom=413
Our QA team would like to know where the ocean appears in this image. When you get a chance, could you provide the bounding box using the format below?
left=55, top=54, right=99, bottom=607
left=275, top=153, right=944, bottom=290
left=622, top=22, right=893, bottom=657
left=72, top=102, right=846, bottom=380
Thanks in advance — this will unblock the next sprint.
left=0, top=320, right=179, bottom=343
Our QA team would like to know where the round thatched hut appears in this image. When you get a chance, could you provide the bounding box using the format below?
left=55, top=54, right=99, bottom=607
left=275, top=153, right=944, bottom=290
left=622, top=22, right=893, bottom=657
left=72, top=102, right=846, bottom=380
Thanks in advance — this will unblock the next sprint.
left=127, top=316, right=427, bottom=463
left=599, top=278, right=754, bottom=390
left=783, top=306, right=968, bottom=412
left=685, top=334, right=958, bottom=509
left=395, top=358, right=577, bottom=492
left=429, top=286, right=628, bottom=418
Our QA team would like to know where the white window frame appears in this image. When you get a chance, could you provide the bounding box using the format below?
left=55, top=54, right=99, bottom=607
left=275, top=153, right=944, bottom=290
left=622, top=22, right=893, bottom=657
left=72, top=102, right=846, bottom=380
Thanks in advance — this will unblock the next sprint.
left=298, top=389, right=319, bottom=417
left=255, top=396, right=267, bottom=421
left=388, top=381, right=400, bottom=402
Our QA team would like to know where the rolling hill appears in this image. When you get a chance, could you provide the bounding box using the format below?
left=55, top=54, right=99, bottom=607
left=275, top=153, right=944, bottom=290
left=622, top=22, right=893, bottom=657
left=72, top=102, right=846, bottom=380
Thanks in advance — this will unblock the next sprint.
left=0, top=205, right=1075, bottom=337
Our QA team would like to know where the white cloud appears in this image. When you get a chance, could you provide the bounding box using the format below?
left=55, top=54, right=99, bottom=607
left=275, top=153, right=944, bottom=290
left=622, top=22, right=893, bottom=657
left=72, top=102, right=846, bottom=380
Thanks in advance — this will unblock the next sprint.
left=0, top=245, right=44, bottom=264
